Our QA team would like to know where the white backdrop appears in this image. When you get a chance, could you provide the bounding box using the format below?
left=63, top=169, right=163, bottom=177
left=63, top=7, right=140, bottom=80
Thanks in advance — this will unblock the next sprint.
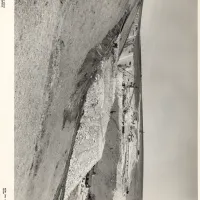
left=141, top=0, right=197, bottom=199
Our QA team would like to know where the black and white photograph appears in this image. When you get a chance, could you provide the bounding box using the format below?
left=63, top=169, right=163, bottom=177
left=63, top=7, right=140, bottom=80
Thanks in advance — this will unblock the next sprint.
left=0, top=0, right=198, bottom=200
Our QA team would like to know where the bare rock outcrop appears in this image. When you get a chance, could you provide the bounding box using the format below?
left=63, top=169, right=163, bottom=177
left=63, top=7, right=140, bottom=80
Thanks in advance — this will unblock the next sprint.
left=15, top=0, right=143, bottom=200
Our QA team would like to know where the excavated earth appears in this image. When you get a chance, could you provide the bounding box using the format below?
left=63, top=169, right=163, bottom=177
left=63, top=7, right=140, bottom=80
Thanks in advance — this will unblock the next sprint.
left=15, top=0, right=143, bottom=200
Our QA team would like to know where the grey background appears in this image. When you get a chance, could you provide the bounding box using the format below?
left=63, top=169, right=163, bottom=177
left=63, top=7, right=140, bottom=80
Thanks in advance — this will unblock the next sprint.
left=141, top=0, right=197, bottom=199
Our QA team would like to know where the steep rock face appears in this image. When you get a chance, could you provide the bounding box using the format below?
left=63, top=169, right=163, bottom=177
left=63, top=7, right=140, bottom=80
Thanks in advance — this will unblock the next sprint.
left=64, top=58, right=117, bottom=198
left=15, top=0, right=143, bottom=200
left=71, top=7, right=143, bottom=199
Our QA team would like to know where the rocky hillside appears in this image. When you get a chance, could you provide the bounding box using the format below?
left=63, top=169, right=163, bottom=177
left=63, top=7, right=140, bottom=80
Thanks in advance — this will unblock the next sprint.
left=15, top=0, right=143, bottom=199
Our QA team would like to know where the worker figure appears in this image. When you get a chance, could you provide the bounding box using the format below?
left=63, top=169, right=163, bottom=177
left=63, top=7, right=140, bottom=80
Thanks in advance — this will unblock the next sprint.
left=128, top=134, right=134, bottom=142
